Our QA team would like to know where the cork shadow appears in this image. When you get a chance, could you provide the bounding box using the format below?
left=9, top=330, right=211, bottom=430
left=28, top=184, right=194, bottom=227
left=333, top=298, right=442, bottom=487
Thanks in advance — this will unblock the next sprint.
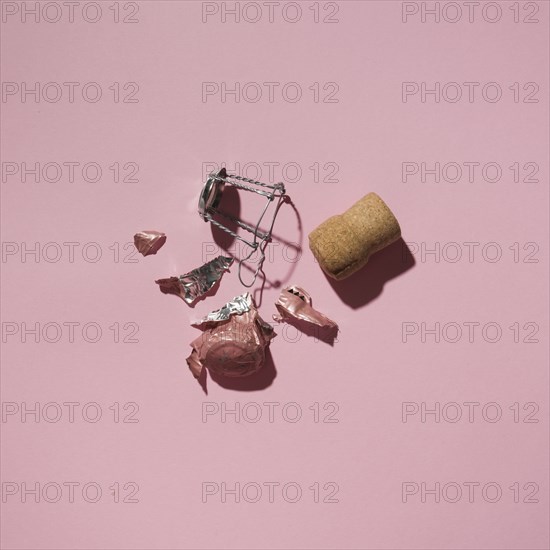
left=324, top=238, right=415, bottom=309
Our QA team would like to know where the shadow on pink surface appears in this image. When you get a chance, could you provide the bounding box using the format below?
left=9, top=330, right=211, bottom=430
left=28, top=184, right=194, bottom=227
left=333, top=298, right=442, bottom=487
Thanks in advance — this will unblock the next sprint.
left=194, top=238, right=413, bottom=393
left=196, top=347, right=277, bottom=394
left=275, top=316, right=339, bottom=347
left=212, top=196, right=303, bottom=308
left=325, top=237, right=416, bottom=309
left=210, top=184, right=241, bottom=250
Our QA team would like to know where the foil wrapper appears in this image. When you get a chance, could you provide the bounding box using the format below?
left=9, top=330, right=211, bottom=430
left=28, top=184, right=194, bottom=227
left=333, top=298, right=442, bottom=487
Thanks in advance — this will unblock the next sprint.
left=187, top=293, right=275, bottom=379
left=274, top=285, right=338, bottom=329
left=134, top=231, right=166, bottom=256
left=192, top=293, right=250, bottom=326
left=156, top=256, right=233, bottom=305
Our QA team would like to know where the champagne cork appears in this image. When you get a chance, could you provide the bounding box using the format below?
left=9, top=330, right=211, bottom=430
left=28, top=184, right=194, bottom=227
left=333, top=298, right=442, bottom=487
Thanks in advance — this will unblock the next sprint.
left=308, top=193, right=401, bottom=280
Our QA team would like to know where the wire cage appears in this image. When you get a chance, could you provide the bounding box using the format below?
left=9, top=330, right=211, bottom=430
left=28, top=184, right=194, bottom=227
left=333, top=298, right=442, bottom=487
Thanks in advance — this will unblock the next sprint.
left=198, top=168, right=287, bottom=287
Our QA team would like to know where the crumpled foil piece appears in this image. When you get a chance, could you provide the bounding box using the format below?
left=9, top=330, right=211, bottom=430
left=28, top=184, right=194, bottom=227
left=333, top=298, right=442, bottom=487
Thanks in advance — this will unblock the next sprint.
left=273, top=285, right=338, bottom=329
left=192, top=293, right=250, bottom=326
left=134, top=231, right=166, bottom=256
left=155, top=256, right=233, bottom=305
left=187, top=292, right=275, bottom=379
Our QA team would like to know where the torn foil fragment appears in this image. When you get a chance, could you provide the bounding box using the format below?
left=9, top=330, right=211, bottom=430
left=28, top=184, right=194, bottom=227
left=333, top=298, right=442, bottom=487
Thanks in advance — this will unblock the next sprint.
left=191, top=293, right=250, bottom=327
left=274, top=285, right=338, bottom=329
left=155, top=256, right=233, bottom=305
left=186, top=292, right=275, bottom=379
left=134, top=231, right=166, bottom=256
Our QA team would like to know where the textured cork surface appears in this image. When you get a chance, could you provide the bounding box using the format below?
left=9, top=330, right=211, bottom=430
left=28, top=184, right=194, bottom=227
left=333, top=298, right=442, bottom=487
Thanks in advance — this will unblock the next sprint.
left=308, top=192, right=401, bottom=280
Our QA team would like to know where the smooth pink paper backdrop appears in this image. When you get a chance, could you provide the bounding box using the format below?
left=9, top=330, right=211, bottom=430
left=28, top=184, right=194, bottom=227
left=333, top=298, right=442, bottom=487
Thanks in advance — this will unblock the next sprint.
left=1, top=1, right=548, bottom=549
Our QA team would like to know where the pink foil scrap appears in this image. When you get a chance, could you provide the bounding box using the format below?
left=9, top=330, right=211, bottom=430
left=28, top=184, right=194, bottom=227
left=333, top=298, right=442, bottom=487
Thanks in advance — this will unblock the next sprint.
left=133, top=231, right=166, bottom=256
left=274, top=285, right=338, bottom=329
left=156, top=256, right=233, bottom=305
left=187, top=293, right=275, bottom=379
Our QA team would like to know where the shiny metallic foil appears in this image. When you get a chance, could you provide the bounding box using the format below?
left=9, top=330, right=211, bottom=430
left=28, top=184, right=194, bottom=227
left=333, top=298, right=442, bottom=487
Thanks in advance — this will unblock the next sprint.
left=274, top=285, right=338, bottom=329
left=134, top=231, right=167, bottom=256
left=192, top=293, right=250, bottom=325
left=156, top=256, right=233, bottom=305
left=187, top=293, right=275, bottom=379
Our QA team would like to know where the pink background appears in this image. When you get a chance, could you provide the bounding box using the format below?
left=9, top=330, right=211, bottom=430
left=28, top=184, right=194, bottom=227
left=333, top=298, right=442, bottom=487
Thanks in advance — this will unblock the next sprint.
left=1, top=1, right=549, bottom=548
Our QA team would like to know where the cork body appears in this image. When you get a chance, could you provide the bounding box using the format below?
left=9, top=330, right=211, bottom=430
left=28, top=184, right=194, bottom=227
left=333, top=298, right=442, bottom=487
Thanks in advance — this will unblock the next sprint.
left=308, top=193, right=401, bottom=280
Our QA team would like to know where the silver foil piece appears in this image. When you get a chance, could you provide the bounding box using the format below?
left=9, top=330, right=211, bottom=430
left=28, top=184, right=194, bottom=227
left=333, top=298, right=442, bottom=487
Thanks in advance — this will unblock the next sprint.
left=155, top=255, right=233, bottom=305
left=192, top=292, right=252, bottom=327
